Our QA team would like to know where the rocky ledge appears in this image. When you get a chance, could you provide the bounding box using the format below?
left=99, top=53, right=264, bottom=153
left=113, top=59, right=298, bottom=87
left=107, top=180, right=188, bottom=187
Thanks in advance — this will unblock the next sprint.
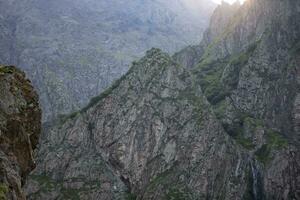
left=0, top=66, right=41, bottom=200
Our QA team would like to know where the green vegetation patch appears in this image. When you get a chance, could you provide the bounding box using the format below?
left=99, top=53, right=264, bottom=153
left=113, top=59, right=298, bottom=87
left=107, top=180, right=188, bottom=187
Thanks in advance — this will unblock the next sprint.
left=165, top=187, right=190, bottom=200
left=30, top=175, right=101, bottom=198
left=255, top=130, right=288, bottom=166
left=266, top=130, right=288, bottom=149
left=194, top=97, right=208, bottom=127
left=148, top=170, right=172, bottom=190
left=222, top=112, right=249, bottom=137
left=223, top=114, right=262, bottom=150
left=194, top=40, right=260, bottom=108
left=222, top=41, right=260, bottom=91
left=255, top=144, right=272, bottom=166
left=125, top=192, right=137, bottom=200
left=213, top=100, right=227, bottom=120
left=30, top=175, right=60, bottom=191
left=179, top=89, right=209, bottom=127
left=61, top=188, right=82, bottom=200
left=223, top=111, right=288, bottom=165
left=236, top=136, right=255, bottom=150
left=0, top=183, right=8, bottom=200
left=244, top=117, right=264, bottom=128
left=145, top=167, right=193, bottom=200
left=194, top=59, right=229, bottom=105
left=0, top=66, right=15, bottom=74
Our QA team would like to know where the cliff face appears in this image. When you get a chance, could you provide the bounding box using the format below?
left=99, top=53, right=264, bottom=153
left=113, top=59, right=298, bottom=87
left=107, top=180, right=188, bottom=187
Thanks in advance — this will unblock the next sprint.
left=26, top=0, right=300, bottom=199
left=176, top=0, right=300, bottom=198
left=0, top=0, right=215, bottom=122
left=0, top=66, right=41, bottom=199
left=26, top=49, right=246, bottom=200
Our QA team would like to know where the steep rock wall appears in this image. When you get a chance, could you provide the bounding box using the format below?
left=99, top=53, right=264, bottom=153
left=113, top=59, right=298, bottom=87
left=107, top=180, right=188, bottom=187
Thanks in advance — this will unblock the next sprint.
left=0, top=66, right=41, bottom=200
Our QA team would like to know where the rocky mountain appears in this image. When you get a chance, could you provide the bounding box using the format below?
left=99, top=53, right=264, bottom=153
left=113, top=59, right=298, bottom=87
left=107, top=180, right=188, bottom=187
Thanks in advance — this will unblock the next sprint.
left=25, top=48, right=243, bottom=200
left=25, top=0, right=300, bottom=199
left=174, top=0, right=300, bottom=198
left=0, top=0, right=216, bottom=121
left=0, top=66, right=41, bottom=199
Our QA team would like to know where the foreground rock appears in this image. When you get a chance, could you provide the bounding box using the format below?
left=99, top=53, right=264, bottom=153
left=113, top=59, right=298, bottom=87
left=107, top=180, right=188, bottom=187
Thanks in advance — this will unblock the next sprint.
left=0, top=66, right=41, bottom=199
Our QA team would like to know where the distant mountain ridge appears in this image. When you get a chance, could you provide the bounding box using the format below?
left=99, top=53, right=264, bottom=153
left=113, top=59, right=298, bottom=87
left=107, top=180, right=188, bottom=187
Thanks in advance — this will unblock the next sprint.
left=0, top=0, right=216, bottom=121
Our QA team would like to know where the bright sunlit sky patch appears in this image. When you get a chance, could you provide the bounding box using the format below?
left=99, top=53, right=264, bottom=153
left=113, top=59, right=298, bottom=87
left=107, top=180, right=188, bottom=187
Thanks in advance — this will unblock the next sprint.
left=212, top=0, right=246, bottom=4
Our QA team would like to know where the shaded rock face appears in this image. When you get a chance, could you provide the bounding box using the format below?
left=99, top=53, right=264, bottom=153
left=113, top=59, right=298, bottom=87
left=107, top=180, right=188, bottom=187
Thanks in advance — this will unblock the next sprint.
left=26, top=0, right=300, bottom=199
left=26, top=49, right=244, bottom=199
left=176, top=0, right=300, bottom=199
left=0, top=0, right=216, bottom=122
left=0, top=66, right=41, bottom=200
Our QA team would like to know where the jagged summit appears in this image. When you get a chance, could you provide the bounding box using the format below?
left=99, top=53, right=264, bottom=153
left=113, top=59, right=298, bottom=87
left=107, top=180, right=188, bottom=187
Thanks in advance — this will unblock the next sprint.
left=25, top=44, right=240, bottom=199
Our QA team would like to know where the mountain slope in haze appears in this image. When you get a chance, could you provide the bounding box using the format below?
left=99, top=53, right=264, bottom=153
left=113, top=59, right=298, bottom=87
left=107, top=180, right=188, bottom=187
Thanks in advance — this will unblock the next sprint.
left=26, top=0, right=300, bottom=199
left=0, top=66, right=41, bottom=200
left=0, top=0, right=216, bottom=121
left=26, top=48, right=244, bottom=200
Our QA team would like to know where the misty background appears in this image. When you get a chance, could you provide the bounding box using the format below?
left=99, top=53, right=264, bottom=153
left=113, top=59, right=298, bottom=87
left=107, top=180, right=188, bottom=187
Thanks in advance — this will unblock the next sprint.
left=0, top=0, right=216, bottom=121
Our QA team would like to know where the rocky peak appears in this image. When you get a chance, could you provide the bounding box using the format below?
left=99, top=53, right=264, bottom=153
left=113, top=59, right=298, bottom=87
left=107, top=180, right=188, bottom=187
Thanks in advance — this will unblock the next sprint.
left=25, top=0, right=300, bottom=199
left=25, top=46, right=245, bottom=199
left=0, top=65, right=41, bottom=200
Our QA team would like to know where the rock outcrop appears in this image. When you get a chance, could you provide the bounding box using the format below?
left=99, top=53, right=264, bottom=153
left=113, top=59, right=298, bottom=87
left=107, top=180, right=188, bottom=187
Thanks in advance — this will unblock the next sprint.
left=26, top=0, right=300, bottom=199
left=175, top=0, right=300, bottom=199
left=0, top=66, right=41, bottom=199
left=26, top=49, right=246, bottom=199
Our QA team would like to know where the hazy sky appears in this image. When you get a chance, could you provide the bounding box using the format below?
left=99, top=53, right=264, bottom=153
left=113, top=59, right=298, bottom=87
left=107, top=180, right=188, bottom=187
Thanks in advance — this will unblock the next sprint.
left=212, top=0, right=246, bottom=4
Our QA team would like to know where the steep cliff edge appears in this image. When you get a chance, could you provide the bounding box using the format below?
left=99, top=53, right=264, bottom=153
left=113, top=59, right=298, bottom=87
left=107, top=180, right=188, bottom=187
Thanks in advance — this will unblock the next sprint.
left=0, top=66, right=41, bottom=199
left=176, top=0, right=300, bottom=198
left=26, top=0, right=299, bottom=199
left=26, top=49, right=245, bottom=199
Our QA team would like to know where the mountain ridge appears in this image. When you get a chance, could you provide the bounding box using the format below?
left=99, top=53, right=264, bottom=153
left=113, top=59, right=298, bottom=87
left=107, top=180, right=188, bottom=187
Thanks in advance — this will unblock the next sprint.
left=0, top=0, right=216, bottom=122
left=25, top=0, right=300, bottom=199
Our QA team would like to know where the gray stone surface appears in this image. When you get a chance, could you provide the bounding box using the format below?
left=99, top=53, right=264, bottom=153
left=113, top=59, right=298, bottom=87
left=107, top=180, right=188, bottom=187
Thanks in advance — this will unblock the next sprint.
left=0, top=66, right=41, bottom=200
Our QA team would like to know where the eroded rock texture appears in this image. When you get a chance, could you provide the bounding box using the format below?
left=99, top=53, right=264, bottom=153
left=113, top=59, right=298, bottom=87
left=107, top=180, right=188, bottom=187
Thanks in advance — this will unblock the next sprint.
left=26, top=49, right=246, bottom=200
left=26, top=0, right=300, bottom=199
left=0, top=66, right=41, bottom=200
left=175, top=0, right=300, bottom=199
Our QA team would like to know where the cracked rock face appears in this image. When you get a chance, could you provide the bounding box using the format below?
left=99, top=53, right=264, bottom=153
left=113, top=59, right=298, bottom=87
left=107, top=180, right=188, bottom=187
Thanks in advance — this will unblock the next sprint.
left=26, top=0, right=300, bottom=199
left=176, top=0, right=300, bottom=199
left=0, top=65, right=41, bottom=200
left=25, top=49, right=247, bottom=199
